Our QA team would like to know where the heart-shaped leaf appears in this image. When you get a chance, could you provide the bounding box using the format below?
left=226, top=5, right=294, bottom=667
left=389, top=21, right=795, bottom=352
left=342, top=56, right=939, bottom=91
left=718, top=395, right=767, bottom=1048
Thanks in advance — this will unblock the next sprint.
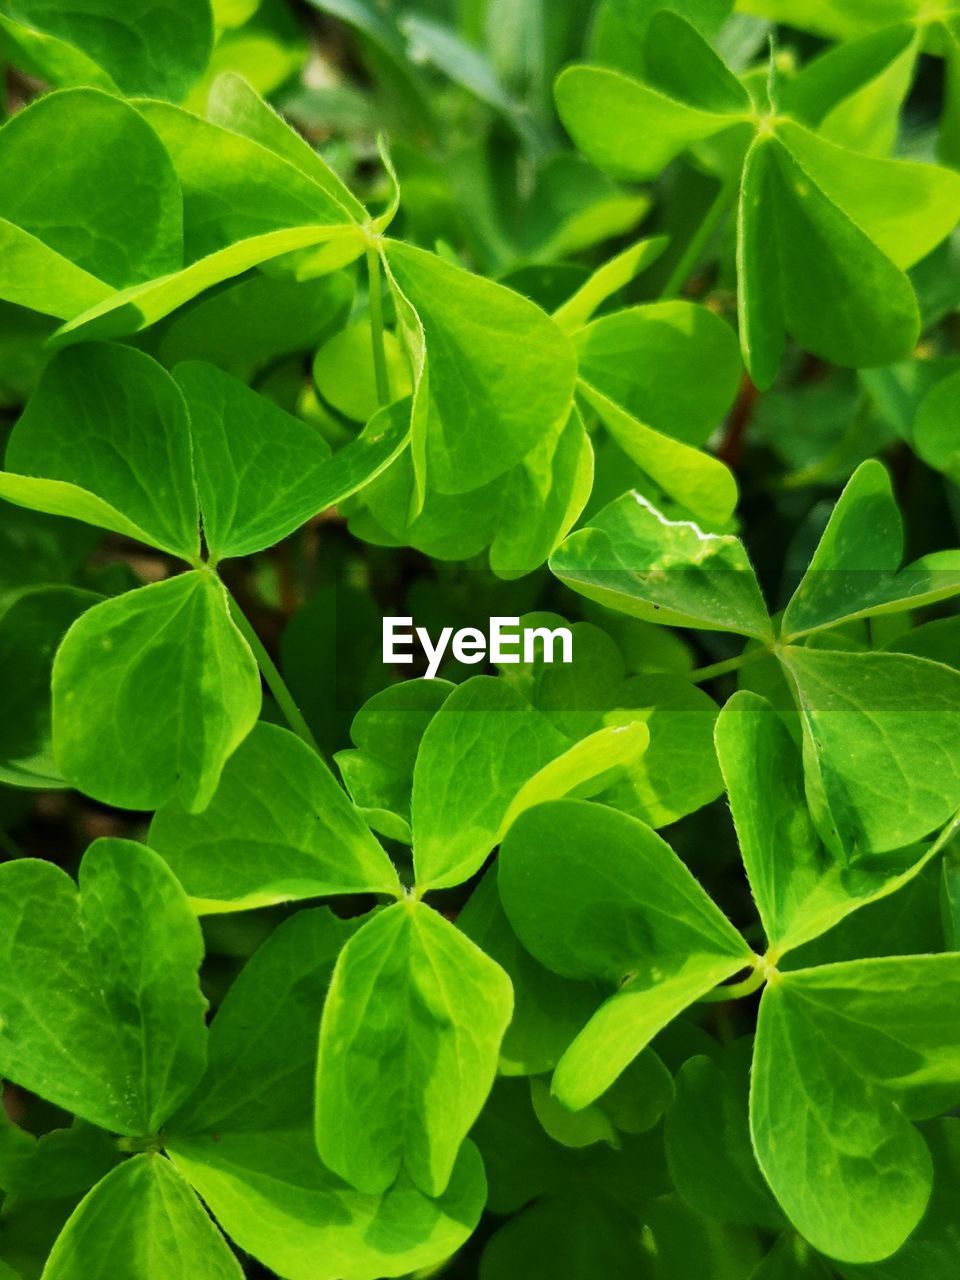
left=42, top=1157, right=240, bottom=1280
left=149, top=721, right=402, bottom=909
left=780, top=646, right=960, bottom=857
left=167, top=908, right=485, bottom=1280
left=0, top=839, right=206, bottom=1136
left=782, top=460, right=960, bottom=639
left=53, top=571, right=260, bottom=813
left=41, top=1154, right=243, bottom=1280
left=716, top=690, right=939, bottom=954
left=411, top=675, right=647, bottom=890
left=383, top=239, right=578, bottom=497
left=315, top=900, right=513, bottom=1196
left=499, top=800, right=753, bottom=1109
left=550, top=490, right=772, bottom=639
left=176, top=362, right=410, bottom=562
left=752, top=956, right=960, bottom=1263
left=0, top=343, right=199, bottom=559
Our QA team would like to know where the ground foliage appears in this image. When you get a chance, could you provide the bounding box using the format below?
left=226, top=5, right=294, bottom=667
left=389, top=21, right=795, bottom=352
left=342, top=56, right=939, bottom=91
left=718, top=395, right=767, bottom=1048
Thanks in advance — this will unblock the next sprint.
left=1, top=1, right=960, bottom=1278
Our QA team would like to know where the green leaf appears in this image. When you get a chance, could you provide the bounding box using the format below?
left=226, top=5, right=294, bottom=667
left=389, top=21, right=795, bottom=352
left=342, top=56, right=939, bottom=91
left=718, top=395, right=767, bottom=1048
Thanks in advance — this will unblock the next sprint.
left=52, top=223, right=364, bottom=346
left=0, top=12, right=113, bottom=94
left=609, top=0, right=734, bottom=41
left=752, top=956, right=960, bottom=1263
left=737, top=136, right=784, bottom=391
left=175, top=363, right=409, bottom=561
left=839, top=1118, right=960, bottom=1280
left=358, top=408, right=592, bottom=575
left=1, top=344, right=199, bottom=559
left=172, top=908, right=361, bottom=1135
left=0, top=585, right=98, bottom=788
left=0, top=839, right=206, bottom=1135
left=135, top=99, right=359, bottom=262
left=552, top=236, right=668, bottom=333
left=784, top=460, right=897, bottom=634
left=411, top=675, right=647, bottom=890
left=206, top=72, right=368, bottom=223
left=550, top=490, right=772, bottom=639
left=0, top=89, right=182, bottom=292
left=167, top=907, right=485, bottom=1280
left=914, top=368, right=960, bottom=483
left=574, top=301, right=742, bottom=449
left=577, top=380, right=737, bottom=525
left=781, top=646, right=960, bottom=857
left=665, top=1039, right=783, bottom=1229
left=157, top=270, right=353, bottom=382
left=782, top=26, right=919, bottom=156
left=529, top=1075, right=618, bottom=1149
left=170, top=1135, right=486, bottom=1280
left=53, top=571, right=260, bottom=813
left=737, top=1, right=916, bottom=42
left=312, top=323, right=412, bottom=423
left=531, top=1047, right=673, bottom=1150
left=47, top=83, right=364, bottom=343
left=0, top=1, right=213, bottom=98
left=0, top=1122, right=118, bottom=1206
left=497, top=619, right=721, bottom=828
left=411, top=677, right=568, bottom=889
left=717, top=690, right=940, bottom=954
left=780, top=120, right=960, bottom=272
left=554, top=63, right=744, bottom=181
left=383, top=239, right=578, bottom=495
left=488, top=407, right=595, bottom=580
left=354, top=445, right=499, bottom=561
left=41, top=1155, right=243, bottom=1280
left=335, top=679, right=456, bottom=843
left=459, top=869, right=603, bottom=1077
left=641, top=10, right=751, bottom=114
left=149, top=722, right=402, bottom=910
left=598, top=673, right=723, bottom=828
left=501, top=720, right=649, bottom=829
left=782, top=460, right=960, bottom=638
left=479, top=1189, right=651, bottom=1280
left=738, top=134, right=920, bottom=388
left=314, top=900, right=513, bottom=1196
left=0, top=221, right=112, bottom=321
left=498, top=800, right=752, bottom=1108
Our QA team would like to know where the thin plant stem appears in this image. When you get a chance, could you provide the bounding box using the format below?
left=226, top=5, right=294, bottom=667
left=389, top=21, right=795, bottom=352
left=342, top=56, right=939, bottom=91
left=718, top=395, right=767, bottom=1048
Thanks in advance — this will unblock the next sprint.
left=659, top=175, right=736, bottom=301
left=225, top=588, right=321, bottom=756
left=688, top=646, right=769, bottom=685
left=700, top=951, right=779, bottom=1004
left=366, top=241, right=391, bottom=408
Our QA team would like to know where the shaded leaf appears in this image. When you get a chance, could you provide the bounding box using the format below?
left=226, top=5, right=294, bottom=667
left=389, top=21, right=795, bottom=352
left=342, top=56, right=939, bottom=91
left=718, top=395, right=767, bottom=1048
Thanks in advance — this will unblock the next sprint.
left=149, top=721, right=401, bottom=910
left=499, top=800, right=752, bottom=1108
left=1, top=343, right=198, bottom=559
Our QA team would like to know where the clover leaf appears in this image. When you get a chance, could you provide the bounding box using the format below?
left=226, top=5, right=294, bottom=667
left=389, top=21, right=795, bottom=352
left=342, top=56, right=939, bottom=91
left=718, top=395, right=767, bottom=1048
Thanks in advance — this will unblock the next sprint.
left=557, top=10, right=960, bottom=385
left=0, top=839, right=206, bottom=1136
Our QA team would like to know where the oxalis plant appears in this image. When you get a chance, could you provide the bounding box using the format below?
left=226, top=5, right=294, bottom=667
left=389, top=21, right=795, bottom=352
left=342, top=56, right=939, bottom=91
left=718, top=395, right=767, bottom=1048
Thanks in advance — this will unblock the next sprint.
left=2, top=1, right=960, bottom=1278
